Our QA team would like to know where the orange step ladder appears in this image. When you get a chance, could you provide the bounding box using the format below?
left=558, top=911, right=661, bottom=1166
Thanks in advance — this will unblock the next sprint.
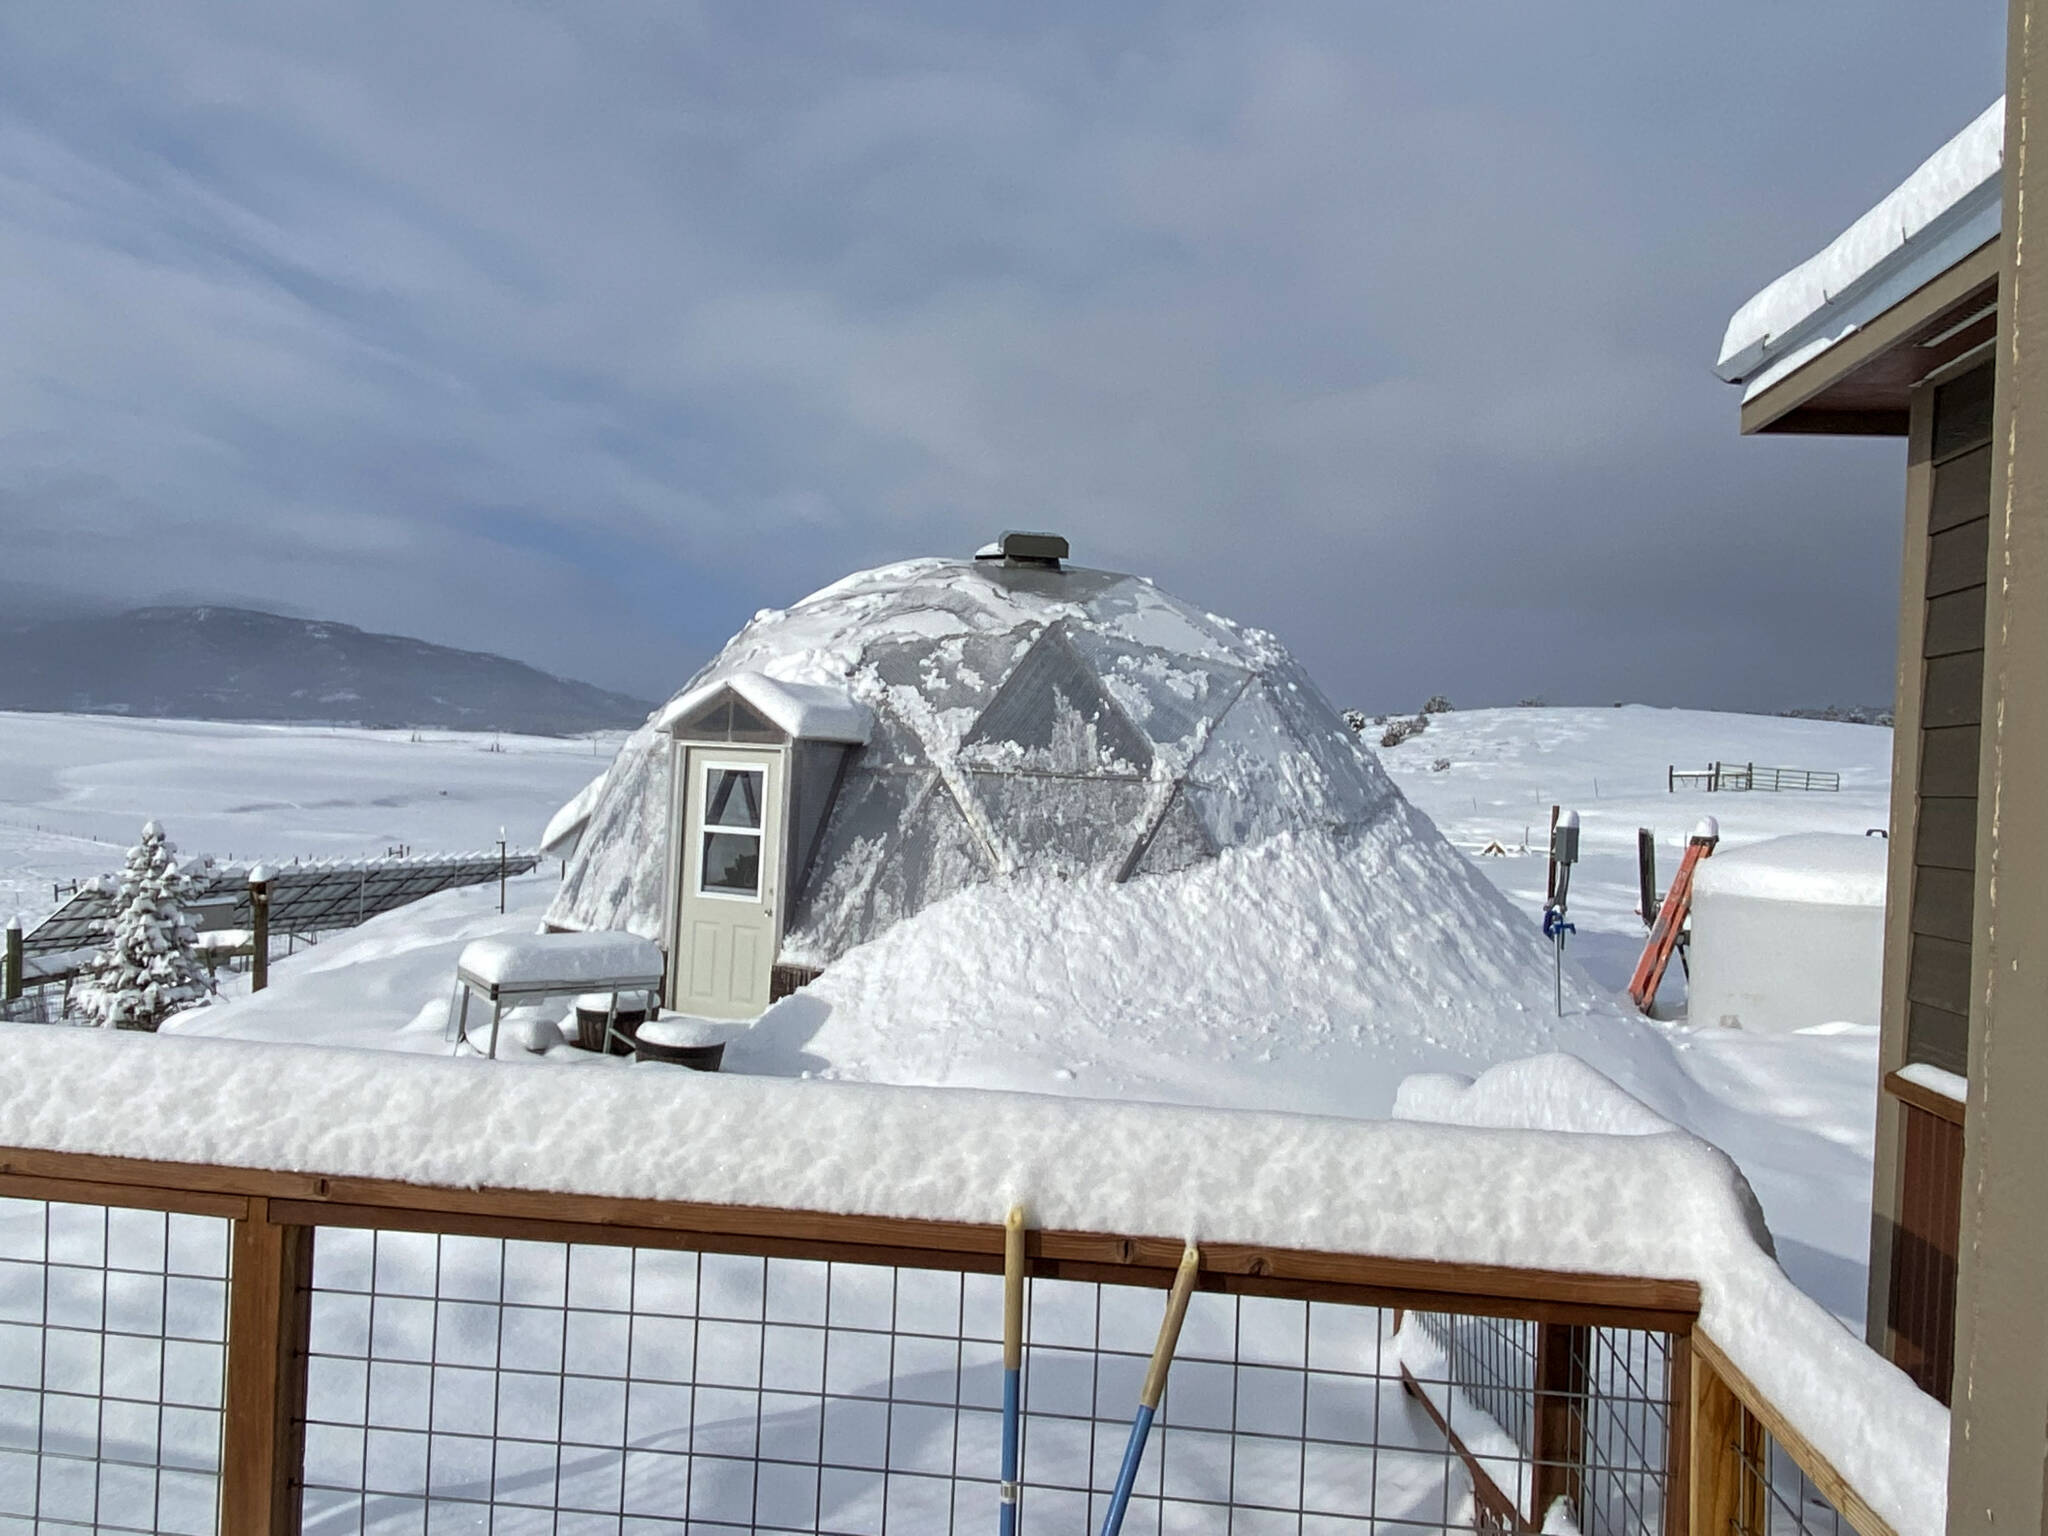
left=1629, top=819, right=1719, bottom=1012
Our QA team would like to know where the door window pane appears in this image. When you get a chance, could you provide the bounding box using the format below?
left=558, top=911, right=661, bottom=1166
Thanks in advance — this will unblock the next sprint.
left=706, top=769, right=763, bottom=829
left=701, top=833, right=761, bottom=897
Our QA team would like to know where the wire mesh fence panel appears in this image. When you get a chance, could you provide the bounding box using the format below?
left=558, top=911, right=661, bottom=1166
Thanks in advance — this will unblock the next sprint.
left=1732, top=1401, right=1853, bottom=1536
left=0, top=1198, right=232, bottom=1535
left=1415, top=1315, right=1535, bottom=1458
left=1578, top=1329, right=1673, bottom=1536
left=292, top=1226, right=1661, bottom=1536
left=1404, top=1313, right=1677, bottom=1536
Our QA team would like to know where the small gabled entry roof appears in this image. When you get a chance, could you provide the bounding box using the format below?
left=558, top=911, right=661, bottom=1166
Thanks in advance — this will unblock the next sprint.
left=655, top=671, right=873, bottom=745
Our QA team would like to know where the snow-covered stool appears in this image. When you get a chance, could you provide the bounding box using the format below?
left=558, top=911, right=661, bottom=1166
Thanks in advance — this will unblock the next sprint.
left=633, top=1017, right=743, bottom=1072
left=448, top=932, right=665, bottom=1059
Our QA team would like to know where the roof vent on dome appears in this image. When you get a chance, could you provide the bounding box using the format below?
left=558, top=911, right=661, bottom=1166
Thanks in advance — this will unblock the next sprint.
left=975, top=530, right=1068, bottom=571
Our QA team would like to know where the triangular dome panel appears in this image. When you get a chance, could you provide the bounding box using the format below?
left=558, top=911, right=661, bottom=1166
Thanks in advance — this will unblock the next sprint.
left=960, top=624, right=1154, bottom=778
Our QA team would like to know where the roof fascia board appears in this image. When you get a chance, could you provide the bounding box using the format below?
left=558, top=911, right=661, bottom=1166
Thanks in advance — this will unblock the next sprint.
left=1739, top=238, right=2003, bottom=435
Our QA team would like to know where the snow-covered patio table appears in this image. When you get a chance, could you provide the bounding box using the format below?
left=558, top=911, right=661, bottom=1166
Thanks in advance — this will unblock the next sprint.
left=449, top=930, right=665, bottom=1058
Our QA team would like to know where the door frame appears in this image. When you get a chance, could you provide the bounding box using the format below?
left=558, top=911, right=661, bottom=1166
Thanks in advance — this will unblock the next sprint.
left=664, top=740, right=790, bottom=1014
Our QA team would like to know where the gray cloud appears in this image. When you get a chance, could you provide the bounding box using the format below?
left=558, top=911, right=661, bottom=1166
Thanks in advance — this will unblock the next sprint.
left=0, top=2, right=2007, bottom=708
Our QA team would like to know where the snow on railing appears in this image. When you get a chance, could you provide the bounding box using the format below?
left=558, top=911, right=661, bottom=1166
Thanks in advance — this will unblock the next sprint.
left=0, top=1029, right=1937, bottom=1536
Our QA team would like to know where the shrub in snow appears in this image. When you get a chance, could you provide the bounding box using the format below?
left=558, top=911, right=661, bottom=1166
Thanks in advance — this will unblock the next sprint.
left=1430, top=757, right=1451, bottom=773
left=1341, top=709, right=1368, bottom=735
left=1422, top=695, right=1454, bottom=714
left=78, top=821, right=211, bottom=1032
left=1379, top=714, right=1430, bottom=749
left=1518, top=695, right=1546, bottom=708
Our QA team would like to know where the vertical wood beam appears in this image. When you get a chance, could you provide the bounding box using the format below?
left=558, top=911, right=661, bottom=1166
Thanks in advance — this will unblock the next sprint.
left=220, top=1199, right=312, bottom=1536
left=1532, top=1322, right=1589, bottom=1524
left=1663, top=1333, right=1693, bottom=1536
left=249, top=874, right=271, bottom=994
left=1950, top=2, right=2048, bottom=1530
left=1690, top=1347, right=1747, bottom=1536
left=1870, top=379, right=1939, bottom=1351
left=3, top=917, right=21, bottom=1003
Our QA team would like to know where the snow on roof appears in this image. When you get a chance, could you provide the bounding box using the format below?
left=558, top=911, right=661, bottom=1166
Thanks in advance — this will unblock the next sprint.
left=1718, top=98, right=2003, bottom=395
left=654, top=671, right=873, bottom=744
left=1691, top=832, right=1888, bottom=908
left=0, top=1023, right=1946, bottom=1536
left=540, top=770, right=609, bottom=860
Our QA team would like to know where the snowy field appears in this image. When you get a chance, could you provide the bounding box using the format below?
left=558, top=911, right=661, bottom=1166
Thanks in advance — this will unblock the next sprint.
left=1381, top=705, right=1892, bottom=1330
left=2, top=705, right=1890, bottom=1335
left=0, top=711, right=621, bottom=927
left=1374, top=705, right=1894, bottom=1002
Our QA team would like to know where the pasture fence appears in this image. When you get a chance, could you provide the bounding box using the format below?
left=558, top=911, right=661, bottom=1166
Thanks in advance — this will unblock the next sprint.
left=1666, top=765, right=1841, bottom=794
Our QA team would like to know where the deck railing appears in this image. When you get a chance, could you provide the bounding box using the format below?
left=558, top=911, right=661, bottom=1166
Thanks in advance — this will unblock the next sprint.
left=0, top=1143, right=1910, bottom=1536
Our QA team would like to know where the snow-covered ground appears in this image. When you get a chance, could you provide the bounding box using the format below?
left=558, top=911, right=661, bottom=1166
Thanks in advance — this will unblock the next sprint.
left=0, top=711, right=622, bottom=925
left=1372, top=704, right=1894, bottom=1000
left=1378, top=705, right=1892, bottom=1327
left=5, top=705, right=1892, bottom=1333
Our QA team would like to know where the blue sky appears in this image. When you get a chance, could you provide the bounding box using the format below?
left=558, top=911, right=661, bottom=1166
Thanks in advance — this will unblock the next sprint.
left=0, top=3, right=2008, bottom=709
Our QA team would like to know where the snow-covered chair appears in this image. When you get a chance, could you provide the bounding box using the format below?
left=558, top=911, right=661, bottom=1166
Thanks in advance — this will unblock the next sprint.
left=449, top=932, right=665, bottom=1059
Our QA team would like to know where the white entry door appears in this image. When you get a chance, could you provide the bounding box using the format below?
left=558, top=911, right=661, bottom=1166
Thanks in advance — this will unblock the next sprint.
left=673, top=747, right=783, bottom=1018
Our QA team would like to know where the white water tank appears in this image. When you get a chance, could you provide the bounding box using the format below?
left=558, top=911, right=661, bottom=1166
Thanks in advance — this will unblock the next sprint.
left=1687, top=833, right=1888, bottom=1032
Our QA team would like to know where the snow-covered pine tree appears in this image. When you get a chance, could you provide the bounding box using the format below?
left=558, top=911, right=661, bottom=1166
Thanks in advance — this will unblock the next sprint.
left=78, top=821, right=212, bottom=1031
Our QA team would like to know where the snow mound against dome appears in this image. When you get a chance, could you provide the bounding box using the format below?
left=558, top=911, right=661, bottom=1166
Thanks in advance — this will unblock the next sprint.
left=549, top=557, right=1398, bottom=962
left=723, top=803, right=1669, bottom=1119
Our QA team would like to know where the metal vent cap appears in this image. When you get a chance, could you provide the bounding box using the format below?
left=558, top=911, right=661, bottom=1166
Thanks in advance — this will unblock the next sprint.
left=974, top=530, right=1068, bottom=570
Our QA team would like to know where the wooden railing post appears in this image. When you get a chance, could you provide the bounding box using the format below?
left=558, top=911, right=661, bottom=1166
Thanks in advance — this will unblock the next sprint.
left=220, top=1198, right=312, bottom=1536
left=1533, top=1322, right=1589, bottom=1524
left=1664, top=1333, right=1693, bottom=1536
left=1689, top=1341, right=1763, bottom=1536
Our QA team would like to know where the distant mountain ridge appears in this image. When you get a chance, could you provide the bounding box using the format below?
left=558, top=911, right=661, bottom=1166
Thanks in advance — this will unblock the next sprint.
left=0, top=606, right=655, bottom=736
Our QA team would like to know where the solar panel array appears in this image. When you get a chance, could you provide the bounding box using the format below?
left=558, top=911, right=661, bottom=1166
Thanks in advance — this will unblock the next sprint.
left=20, top=852, right=543, bottom=963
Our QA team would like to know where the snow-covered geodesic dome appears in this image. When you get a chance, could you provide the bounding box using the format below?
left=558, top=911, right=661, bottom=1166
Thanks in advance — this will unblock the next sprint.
left=548, top=551, right=1396, bottom=969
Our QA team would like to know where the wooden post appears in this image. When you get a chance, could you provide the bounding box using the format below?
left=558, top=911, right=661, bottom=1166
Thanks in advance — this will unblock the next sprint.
left=1533, top=1322, right=1589, bottom=1525
left=3, top=917, right=21, bottom=1003
left=1664, top=1333, right=1693, bottom=1536
left=249, top=868, right=271, bottom=993
left=220, top=1198, right=312, bottom=1536
left=1689, top=1345, right=1761, bottom=1536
